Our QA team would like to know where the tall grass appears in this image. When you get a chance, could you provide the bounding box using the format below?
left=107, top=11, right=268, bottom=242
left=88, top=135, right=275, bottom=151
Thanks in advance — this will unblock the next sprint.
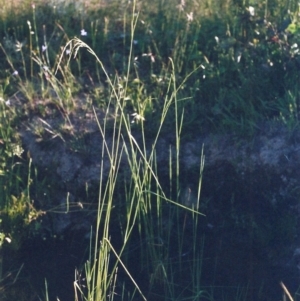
left=55, top=2, right=205, bottom=299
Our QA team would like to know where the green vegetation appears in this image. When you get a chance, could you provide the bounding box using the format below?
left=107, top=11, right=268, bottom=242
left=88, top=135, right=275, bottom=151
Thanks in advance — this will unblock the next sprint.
left=0, top=0, right=300, bottom=300
left=1, top=0, right=300, bottom=135
left=0, top=94, right=44, bottom=280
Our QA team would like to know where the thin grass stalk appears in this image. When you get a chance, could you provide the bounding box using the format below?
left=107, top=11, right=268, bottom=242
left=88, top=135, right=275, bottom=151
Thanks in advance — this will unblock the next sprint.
left=168, top=60, right=186, bottom=263
left=17, top=42, right=28, bottom=81
left=84, top=103, right=112, bottom=300
left=0, top=43, right=19, bottom=78
left=195, top=145, right=205, bottom=225
left=122, top=3, right=127, bottom=74
left=119, top=128, right=147, bottom=242
left=0, top=249, right=2, bottom=283
left=281, top=282, right=294, bottom=301
left=93, top=112, right=125, bottom=301
left=42, top=25, right=50, bottom=67
left=32, top=4, right=41, bottom=59
left=105, top=238, right=147, bottom=301
left=192, top=237, right=205, bottom=296
left=169, top=145, right=173, bottom=199
left=27, top=21, right=33, bottom=79
left=44, top=279, right=49, bottom=301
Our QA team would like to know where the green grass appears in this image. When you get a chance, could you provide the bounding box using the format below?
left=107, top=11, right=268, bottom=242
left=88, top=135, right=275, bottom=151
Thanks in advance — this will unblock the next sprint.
left=66, top=35, right=205, bottom=300
left=0, top=0, right=299, bottom=135
left=0, top=0, right=300, bottom=300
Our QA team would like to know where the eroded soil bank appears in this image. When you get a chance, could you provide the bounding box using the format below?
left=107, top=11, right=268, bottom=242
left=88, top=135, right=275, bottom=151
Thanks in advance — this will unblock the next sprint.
left=4, top=96, right=300, bottom=300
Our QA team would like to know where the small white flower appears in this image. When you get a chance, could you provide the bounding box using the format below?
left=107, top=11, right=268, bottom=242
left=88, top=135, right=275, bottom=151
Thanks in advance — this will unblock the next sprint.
left=249, top=6, right=255, bottom=16
left=15, top=41, right=23, bottom=52
left=81, top=29, right=87, bottom=36
left=187, top=12, right=193, bottom=22
left=12, top=70, right=18, bottom=76
left=5, top=99, right=11, bottom=106
left=27, top=20, right=31, bottom=27
left=131, top=113, right=145, bottom=123
left=142, top=52, right=155, bottom=63
left=42, top=44, right=47, bottom=52
left=66, top=48, right=71, bottom=55
left=291, top=43, right=298, bottom=49
left=134, top=56, right=140, bottom=68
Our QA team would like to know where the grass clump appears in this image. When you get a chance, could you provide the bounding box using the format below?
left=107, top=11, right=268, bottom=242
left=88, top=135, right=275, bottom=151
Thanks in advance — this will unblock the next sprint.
left=67, top=33, right=205, bottom=300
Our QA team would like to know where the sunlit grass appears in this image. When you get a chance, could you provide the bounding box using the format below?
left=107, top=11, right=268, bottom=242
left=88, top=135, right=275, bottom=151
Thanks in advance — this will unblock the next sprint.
left=0, top=0, right=299, bottom=136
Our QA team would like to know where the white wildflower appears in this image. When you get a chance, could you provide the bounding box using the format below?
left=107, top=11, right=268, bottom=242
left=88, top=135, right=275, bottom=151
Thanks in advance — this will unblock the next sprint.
left=15, top=41, right=23, bottom=52
left=131, top=113, right=145, bottom=123
left=187, top=12, right=193, bottom=22
left=142, top=52, right=155, bottom=63
left=249, top=6, right=255, bottom=16
left=81, top=29, right=87, bottom=36
left=291, top=43, right=298, bottom=49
